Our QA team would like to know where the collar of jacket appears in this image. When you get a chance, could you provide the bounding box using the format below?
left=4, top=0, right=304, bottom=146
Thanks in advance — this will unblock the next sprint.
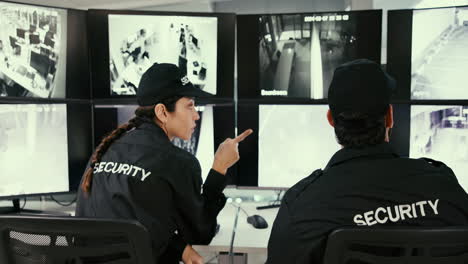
left=325, top=142, right=399, bottom=170
left=138, top=120, right=171, bottom=142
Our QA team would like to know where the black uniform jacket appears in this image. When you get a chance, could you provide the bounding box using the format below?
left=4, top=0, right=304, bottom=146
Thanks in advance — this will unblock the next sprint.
left=76, top=121, right=227, bottom=263
left=267, top=143, right=468, bottom=264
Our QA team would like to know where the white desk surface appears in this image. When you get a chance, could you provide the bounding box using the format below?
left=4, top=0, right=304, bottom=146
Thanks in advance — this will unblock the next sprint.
left=194, top=202, right=279, bottom=254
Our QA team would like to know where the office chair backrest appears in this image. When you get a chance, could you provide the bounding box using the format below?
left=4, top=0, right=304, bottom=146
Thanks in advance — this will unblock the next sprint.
left=323, top=227, right=468, bottom=264
left=0, top=215, right=156, bottom=264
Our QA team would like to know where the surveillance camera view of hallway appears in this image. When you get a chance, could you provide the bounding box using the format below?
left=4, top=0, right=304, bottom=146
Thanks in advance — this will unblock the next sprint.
left=410, top=105, right=468, bottom=192
left=258, top=13, right=361, bottom=99
left=411, top=7, right=468, bottom=100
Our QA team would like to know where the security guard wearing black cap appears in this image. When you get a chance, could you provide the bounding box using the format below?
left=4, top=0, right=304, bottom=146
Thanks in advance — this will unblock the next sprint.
left=267, top=59, right=468, bottom=264
left=76, top=63, right=252, bottom=264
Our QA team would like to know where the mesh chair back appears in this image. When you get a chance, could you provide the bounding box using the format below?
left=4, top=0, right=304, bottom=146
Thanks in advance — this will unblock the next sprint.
left=0, top=215, right=156, bottom=264
left=323, top=227, right=468, bottom=264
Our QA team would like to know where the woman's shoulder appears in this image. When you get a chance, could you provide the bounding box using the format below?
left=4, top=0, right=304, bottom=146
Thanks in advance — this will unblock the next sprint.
left=169, top=145, right=201, bottom=169
left=144, top=142, right=200, bottom=171
left=144, top=146, right=202, bottom=185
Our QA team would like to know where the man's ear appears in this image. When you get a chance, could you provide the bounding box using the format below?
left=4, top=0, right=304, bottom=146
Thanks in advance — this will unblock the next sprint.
left=386, top=104, right=394, bottom=129
left=327, top=109, right=335, bottom=127
left=154, top=103, right=168, bottom=123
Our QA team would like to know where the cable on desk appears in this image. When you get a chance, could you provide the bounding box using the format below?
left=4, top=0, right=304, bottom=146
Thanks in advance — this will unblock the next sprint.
left=229, top=206, right=241, bottom=264
left=229, top=202, right=249, bottom=217
left=273, top=190, right=283, bottom=203
left=50, top=194, right=77, bottom=206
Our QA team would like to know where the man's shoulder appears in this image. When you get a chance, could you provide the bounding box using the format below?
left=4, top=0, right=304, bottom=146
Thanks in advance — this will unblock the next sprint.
left=403, top=156, right=456, bottom=177
left=417, top=157, right=450, bottom=168
left=283, top=169, right=324, bottom=206
left=364, top=155, right=457, bottom=178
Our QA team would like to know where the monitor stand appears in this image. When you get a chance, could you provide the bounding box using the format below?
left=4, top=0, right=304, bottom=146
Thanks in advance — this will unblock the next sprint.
left=0, top=198, right=71, bottom=216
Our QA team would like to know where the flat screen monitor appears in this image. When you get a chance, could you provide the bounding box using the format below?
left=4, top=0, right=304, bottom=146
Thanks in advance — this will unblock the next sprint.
left=387, top=6, right=468, bottom=100
left=0, top=2, right=66, bottom=98
left=8, top=36, right=17, bottom=48
left=410, top=105, right=468, bottom=192
left=44, top=36, right=55, bottom=48
left=257, top=104, right=340, bottom=188
left=237, top=10, right=382, bottom=101
left=16, top=28, right=26, bottom=39
left=30, top=51, right=51, bottom=78
left=108, top=14, right=217, bottom=96
left=88, top=10, right=235, bottom=99
left=0, top=104, right=68, bottom=197
left=93, top=103, right=235, bottom=183
left=29, top=34, right=40, bottom=44
left=191, top=35, right=199, bottom=47
left=0, top=103, right=92, bottom=198
left=237, top=103, right=410, bottom=188
left=0, top=1, right=89, bottom=99
left=46, top=30, right=55, bottom=40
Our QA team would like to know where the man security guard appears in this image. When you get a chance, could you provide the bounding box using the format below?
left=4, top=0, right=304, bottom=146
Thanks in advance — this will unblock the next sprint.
left=267, top=59, right=468, bottom=263
left=76, top=63, right=252, bottom=264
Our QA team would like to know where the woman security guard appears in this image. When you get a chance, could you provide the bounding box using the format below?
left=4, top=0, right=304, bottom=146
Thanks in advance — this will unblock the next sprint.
left=76, top=63, right=252, bottom=264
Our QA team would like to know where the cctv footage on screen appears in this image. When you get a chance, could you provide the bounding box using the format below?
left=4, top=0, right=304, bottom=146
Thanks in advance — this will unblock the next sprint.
left=108, top=14, right=217, bottom=96
left=0, top=2, right=67, bottom=98
left=0, top=104, right=69, bottom=197
left=258, top=13, right=361, bottom=99
left=258, top=105, right=340, bottom=188
left=410, top=105, right=468, bottom=192
left=411, top=7, right=468, bottom=100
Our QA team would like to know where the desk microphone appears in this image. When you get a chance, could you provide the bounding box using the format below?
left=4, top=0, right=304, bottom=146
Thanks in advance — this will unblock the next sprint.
left=228, top=199, right=242, bottom=264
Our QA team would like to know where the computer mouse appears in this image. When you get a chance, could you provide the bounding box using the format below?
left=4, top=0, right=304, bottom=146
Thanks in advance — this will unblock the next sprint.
left=247, top=214, right=268, bottom=229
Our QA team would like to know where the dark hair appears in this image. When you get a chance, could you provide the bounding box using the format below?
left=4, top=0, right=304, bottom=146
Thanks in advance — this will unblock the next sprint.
left=81, top=95, right=182, bottom=194
left=333, top=111, right=387, bottom=148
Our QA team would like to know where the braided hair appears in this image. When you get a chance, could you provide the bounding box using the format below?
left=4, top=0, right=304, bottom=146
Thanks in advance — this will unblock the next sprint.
left=81, top=96, right=182, bottom=194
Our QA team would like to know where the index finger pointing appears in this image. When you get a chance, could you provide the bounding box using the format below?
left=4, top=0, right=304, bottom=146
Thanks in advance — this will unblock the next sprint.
left=233, top=129, right=253, bottom=143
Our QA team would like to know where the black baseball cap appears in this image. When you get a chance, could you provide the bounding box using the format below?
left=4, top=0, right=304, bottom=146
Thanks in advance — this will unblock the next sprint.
left=137, top=63, right=213, bottom=106
left=328, top=59, right=396, bottom=117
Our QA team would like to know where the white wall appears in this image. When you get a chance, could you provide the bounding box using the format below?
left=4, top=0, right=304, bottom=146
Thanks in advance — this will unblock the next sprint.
left=213, top=0, right=345, bottom=14
left=346, top=0, right=372, bottom=10
left=138, top=1, right=214, bottom=12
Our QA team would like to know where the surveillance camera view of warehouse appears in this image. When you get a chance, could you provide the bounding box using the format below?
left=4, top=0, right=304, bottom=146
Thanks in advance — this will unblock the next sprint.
left=0, top=104, right=69, bottom=197
left=410, top=105, right=468, bottom=192
left=0, top=2, right=67, bottom=98
left=108, top=14, right=217, bottom=96
left=411, top=7, right=468, bottom=100
left=258, top=13, right=363, bottom=99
